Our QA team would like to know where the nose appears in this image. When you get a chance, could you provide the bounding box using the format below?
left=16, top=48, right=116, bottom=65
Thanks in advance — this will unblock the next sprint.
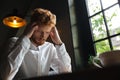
left=40, top=32, right=45, bottom=37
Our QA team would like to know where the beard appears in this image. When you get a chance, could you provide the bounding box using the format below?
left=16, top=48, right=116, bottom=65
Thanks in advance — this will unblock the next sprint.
left=30, top=36, right=46, bottom=46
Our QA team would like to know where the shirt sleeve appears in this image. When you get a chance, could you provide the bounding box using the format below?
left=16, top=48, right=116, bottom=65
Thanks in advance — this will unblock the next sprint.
left=50, top=43, right=72, bottom=74
left=1, top=36, right=31, bottom=80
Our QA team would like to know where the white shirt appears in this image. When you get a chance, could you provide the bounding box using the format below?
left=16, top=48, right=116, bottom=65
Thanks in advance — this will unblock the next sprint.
left=1, top=36, right=71, bottom=80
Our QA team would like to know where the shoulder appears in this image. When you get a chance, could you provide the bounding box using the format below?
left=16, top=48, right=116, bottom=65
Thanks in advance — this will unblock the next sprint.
left=9, top=37, right=18, bottom=40
left=8, top=37, right=19, bottom=43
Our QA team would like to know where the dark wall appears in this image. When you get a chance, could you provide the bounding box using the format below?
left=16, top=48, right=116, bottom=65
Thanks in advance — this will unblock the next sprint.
left=74, top=0, right=95, bottom=68
left=0, top=0, right=75, bottom=71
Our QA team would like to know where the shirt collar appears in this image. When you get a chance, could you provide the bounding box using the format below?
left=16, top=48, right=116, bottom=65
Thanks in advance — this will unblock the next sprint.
left=29, top=42, right=39, bottom=50
left=29, top=41, right=48, bottom=50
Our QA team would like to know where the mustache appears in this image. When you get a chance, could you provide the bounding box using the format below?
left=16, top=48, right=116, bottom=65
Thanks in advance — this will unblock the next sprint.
left=39, top=38, right=46, bottom=41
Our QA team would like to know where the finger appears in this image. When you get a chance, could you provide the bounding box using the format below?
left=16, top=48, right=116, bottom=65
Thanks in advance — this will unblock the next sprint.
left=23, top=22, right=38, bottom=38
left=31, top=22, right=37, bottom=28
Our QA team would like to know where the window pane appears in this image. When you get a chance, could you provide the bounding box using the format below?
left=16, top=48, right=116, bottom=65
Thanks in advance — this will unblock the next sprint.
left=111, top=36, right=120, bottom=50
left=101, top=0, right=118, bottom=9
left=87, top=0, right=101, bottom=16
left=90, top=13, right=107, bottom=41
left=95, top=40, right=110, bottom=55
left=74, top=48, right=82, bottom=67
left=72, top=25, right=79, bottom=48
left=104, top=4, right=120, bottom=36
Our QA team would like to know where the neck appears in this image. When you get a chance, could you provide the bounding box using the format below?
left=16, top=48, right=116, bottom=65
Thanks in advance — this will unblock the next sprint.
left=30, top=38, right=39, bottom=47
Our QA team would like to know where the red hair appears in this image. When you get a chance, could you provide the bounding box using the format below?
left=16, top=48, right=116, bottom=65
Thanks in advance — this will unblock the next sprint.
left=30, top=8, right=56, bottom=27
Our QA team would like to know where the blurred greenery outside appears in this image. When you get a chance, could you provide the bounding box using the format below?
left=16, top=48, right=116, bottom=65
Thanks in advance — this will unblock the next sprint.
left=88, top=1, right=120, bottom=55
left=87, top=0, right=120, bottom=65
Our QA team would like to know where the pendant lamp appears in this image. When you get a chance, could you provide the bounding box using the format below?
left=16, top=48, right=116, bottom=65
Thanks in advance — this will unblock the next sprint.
left=3, top=9, right=27, bottom=28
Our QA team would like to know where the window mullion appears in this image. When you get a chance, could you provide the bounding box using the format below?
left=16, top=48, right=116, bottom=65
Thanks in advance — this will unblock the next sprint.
left=100, top=0, right=113, bottom=50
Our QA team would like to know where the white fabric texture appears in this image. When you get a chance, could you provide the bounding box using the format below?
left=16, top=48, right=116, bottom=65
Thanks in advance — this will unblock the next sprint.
left=2, top=36, right=71, bottom=80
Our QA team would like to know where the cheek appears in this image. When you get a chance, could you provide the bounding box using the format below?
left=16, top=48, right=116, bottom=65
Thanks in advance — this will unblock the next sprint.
left=32, top=32, right=40, bottom=38
left=43, top=35, right=48, bottom=40
left=46, top=33, right=50, bottom=38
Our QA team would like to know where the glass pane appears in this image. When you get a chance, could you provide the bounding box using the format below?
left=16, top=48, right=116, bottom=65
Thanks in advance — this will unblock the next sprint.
left=72, top=25, right=79, bottom=48
left=90, top=13, right=107, bottom=41
left=87, top=0, right=101, bottom=16
left=95, top=40, right=110, bottom=55
left=111, top=36, right=120, bottom=50
left=74, top=48, right=82, bottom=67
left=101, top=0, right=118, bottom=9
left=104, top=4, right=120, bottom=36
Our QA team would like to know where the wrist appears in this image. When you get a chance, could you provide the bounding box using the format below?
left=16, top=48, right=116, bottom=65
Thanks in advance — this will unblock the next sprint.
left=55, top=42, right=63, bottom=46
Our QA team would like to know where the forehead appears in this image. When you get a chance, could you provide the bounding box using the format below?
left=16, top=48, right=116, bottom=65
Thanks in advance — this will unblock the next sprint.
left=37, top=25, right=53, bottom=31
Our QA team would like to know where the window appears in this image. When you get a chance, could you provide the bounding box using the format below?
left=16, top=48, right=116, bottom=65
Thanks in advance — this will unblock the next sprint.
left=68, top=0, right=82, bottom=68
left=86, top=0, right=120, bottom=55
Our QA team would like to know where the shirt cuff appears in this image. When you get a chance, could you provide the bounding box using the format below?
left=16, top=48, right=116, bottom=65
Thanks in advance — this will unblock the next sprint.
left=55, top=43, right=67, bottom=55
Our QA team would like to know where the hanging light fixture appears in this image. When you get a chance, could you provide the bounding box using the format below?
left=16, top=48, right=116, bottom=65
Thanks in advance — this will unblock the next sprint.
left=3, top=9, right=27, bottom=28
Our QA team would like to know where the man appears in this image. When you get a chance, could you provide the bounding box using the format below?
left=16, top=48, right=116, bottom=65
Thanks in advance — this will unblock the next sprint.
left=1, top=8, right=71, bottom=80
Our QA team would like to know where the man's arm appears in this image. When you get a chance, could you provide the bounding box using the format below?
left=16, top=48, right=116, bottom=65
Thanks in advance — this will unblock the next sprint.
left=1, top=36, right=31, bottom=80
left=50, top=27, right=63, bottom=45
left=2, top=23, right=38, bottom=80
left=55, top=44, right=72, bottom=72
left=49, top=27, right=72, bottom=74
left=50, top=44, right=72, bottom=74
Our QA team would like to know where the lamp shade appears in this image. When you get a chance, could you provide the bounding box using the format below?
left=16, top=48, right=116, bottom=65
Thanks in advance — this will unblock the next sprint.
left=3, top=16, right=26, bottom=28
left=3, top=9, right=27, bottom=28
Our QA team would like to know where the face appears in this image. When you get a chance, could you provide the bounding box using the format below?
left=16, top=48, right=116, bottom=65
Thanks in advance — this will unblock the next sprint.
left=31, top=25, right=53, bottom=46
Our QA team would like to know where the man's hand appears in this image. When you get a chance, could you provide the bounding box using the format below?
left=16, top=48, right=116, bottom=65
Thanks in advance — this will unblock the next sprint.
left=23, top=22, right=38, bottom=38
left=50, top=27, right=63, bottom=45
